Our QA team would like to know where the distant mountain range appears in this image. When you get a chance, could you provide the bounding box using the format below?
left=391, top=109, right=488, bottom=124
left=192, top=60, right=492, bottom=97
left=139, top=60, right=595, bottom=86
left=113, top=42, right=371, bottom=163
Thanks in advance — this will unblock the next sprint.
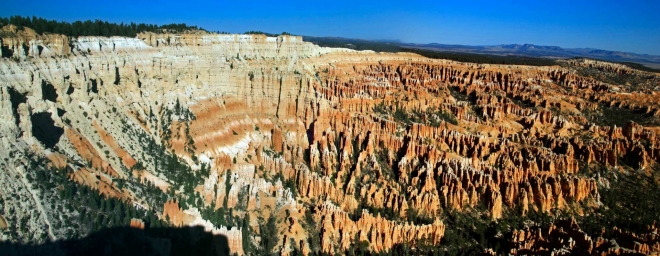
left=402, top=43, right=660, bottom=67
left=302, top=35, right=660, bottom=68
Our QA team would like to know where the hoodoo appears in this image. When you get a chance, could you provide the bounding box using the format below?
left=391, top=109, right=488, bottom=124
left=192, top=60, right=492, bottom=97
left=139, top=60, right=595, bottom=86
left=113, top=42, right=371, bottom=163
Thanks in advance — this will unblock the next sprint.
left=1, top=20, right=660, bottom=255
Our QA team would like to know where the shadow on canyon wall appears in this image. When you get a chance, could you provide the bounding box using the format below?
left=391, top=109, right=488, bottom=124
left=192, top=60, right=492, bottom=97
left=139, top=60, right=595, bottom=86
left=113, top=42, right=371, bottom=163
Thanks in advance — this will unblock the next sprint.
left=0, top=226, right=231, bottom=256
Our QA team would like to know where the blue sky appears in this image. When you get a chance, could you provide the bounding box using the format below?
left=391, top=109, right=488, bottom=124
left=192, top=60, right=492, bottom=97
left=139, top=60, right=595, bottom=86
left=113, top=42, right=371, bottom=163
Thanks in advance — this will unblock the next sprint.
left=2, top=0, right=659, bottom=55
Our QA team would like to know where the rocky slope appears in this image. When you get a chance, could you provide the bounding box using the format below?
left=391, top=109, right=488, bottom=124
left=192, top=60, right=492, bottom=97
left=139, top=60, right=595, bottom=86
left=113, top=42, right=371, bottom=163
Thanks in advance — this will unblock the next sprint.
left=1, top=25, right=659, bottom=255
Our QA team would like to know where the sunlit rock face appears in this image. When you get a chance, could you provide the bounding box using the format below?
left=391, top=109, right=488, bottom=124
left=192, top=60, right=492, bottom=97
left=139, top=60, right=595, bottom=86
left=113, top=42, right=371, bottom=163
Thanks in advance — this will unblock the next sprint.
left=1, top=25, right=660, bottom=255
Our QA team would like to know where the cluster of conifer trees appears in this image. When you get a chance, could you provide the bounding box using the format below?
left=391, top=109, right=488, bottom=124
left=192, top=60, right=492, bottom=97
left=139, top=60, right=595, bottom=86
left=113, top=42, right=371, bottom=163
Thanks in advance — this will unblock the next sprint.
left=0, top=16, right=205, bottom=37
left=14, top=154, right=167, bottom=240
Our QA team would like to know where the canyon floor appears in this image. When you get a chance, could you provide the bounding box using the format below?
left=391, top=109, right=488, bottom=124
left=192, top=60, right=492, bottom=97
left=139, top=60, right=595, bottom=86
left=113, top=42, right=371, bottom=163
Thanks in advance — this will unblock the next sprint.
left=1, top=25, right=660, bottom=255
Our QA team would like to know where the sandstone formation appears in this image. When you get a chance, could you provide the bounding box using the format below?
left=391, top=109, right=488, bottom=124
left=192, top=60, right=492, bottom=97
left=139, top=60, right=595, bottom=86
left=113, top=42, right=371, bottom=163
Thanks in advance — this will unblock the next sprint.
left=509, top=219, right=660, bottom=255
left=1, top=24, right=659, bottom=255
left=313, top=201, right=445, bottom=254
left=129, top=218, right=145, bottom=229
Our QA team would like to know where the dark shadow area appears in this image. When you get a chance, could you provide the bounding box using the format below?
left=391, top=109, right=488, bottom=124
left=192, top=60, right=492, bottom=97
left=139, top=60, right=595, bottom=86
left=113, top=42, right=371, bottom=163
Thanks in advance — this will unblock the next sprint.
left=66, top=85, right=74, bottom=95
left=135, top=69, right=140, bottom=87
left=41, top=80, right=58, bottom=102
left=56, top=108, right=66, bottom=117
left=7, top=87, right=26, bottom=127
left=21, top=44, right=29, bottom=56
left=1, top=45, right=14, bottom=58
left=305, top=120, right=315, bottom=147
left=0, top=226, right=231, bottom=256
left=114, top=67, right=121, bottom=85
left=89, top=79, right=98, bottom=93
left=30, top=112, right=64, bottom=149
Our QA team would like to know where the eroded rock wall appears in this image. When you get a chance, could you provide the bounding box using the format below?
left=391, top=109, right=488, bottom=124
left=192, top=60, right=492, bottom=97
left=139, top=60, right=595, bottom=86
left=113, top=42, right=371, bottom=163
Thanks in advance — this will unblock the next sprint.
left=1, top=27, right=659, bottom=255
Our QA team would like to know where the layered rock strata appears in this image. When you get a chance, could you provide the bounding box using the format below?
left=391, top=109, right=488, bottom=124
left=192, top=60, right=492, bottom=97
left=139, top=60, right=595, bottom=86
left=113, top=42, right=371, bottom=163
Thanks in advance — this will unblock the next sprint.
left=1, top=25, right=659, bottom=255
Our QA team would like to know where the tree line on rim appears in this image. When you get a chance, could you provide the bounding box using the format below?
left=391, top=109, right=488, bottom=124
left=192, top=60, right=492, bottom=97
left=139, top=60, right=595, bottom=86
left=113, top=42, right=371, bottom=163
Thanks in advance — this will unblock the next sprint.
left=0, top=15, right=206, bottom=37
